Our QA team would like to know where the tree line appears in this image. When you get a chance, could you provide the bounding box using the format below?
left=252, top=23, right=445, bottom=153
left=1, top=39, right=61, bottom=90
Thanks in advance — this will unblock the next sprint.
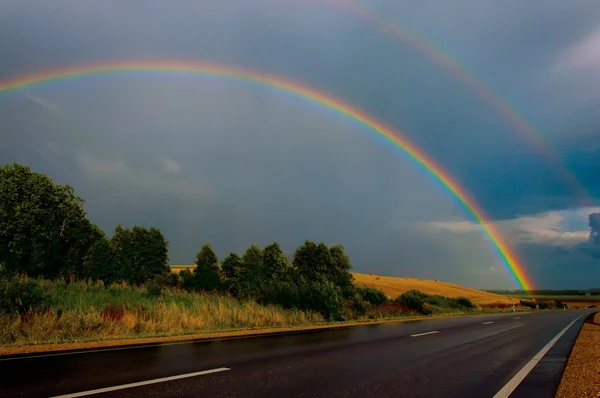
left=0, top=162, right=387, bottom=320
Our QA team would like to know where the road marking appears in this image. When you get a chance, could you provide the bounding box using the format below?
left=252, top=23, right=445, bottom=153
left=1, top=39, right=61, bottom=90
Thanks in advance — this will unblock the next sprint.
left=50, top=367, right=231, bottom=397
left=483, top=321, right=495, bottom=325
left=514, top=317, right=520, bottom=320
left=492, top=314, right=585, bottom=398
left=409, top=331, right=440, bottom=337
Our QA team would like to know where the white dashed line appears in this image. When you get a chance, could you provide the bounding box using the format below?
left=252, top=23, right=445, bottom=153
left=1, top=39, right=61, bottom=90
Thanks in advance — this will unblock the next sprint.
left=50, top=367, right=231, bottom=397
left=514, top=317, right=520, bottom=320
left=409, top=331, right=440, bottom=337
left=492, top=314, right=585, bottom=398
left=483, top=321, right=495, bottom=325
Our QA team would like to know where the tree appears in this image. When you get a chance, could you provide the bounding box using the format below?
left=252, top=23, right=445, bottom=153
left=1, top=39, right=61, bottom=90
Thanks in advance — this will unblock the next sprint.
left=111, top=225, right=169, bottom=284
left=0, top=163, right=102, bottom=278
left=221, top=252, right=243, bottom=281
left=293, top=241, right=332, bottom=280
left=231, top=244, right=265, bottom=298
left=193, top=244, right=222, bottom=291
left=328, top=244, right=354, bottom=288
left=81, top=236, right=119, bottom=283
left=262, top=242, right=288, bottom=278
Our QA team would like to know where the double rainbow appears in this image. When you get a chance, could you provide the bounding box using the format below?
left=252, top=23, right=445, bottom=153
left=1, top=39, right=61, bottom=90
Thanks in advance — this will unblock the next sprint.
left=0, top=59, right=534, bottom=290
left=337, top=0, right=590, bottom=205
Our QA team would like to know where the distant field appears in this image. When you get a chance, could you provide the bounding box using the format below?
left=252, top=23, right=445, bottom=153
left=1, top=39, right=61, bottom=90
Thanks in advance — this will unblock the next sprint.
left=351, top=273, right=516, bottom=306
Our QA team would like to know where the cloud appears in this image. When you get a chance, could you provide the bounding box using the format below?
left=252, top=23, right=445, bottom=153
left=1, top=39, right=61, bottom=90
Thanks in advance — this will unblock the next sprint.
left=553, top=26, right=600, bottom=74
left=421, top=207, right=600, bottom=247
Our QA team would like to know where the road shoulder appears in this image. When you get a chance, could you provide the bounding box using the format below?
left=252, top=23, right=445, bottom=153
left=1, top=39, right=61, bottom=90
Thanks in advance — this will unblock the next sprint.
left=555, top=311, right=600, bottom=398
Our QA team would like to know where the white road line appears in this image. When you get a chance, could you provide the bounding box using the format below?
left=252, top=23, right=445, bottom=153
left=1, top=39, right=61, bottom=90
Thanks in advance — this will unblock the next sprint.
left=50, top=367, right=231, bottom=398
left=409, top=331, right=440, bottom=337
left=483, top=321, right=495, bottom=325
left=514, top=317, right=520, bottom=320
left=492, top=314, right=585, bottom=398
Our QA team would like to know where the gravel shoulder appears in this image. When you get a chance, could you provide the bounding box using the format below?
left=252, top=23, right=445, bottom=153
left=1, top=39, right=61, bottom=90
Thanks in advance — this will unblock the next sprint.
left=556, top=311, right=600, bottom=398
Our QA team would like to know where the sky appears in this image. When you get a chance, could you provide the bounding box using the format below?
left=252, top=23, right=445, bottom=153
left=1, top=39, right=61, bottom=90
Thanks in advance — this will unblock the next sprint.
left=1, top=0, right=600, bottom=289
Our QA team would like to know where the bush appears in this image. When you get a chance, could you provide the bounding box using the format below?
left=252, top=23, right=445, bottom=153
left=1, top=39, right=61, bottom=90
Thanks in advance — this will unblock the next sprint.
left=146, top=280, right=162, bottom=297
left=0, top=276, right=50, bottom=314
left=355, top=286, right=388, bottom=306
left=396, top=290, right=428, bottom=313
left=396, top=290, right=476, bottom=315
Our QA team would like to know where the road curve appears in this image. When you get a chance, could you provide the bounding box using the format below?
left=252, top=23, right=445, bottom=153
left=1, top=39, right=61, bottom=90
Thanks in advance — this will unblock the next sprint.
left=0, top=310, right=591, bottom=397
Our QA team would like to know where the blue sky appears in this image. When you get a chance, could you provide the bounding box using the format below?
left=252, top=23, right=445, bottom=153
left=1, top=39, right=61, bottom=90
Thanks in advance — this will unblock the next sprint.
left=2, top=0, right=600, bottom=289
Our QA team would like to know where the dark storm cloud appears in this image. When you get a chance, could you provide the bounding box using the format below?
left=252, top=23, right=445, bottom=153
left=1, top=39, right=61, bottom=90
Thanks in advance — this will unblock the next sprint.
left=2, top=0, right=600, bottom=288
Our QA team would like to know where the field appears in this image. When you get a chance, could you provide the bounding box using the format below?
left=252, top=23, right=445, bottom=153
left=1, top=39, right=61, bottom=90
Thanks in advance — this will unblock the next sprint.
left=351, top=273, right=516, bottom=306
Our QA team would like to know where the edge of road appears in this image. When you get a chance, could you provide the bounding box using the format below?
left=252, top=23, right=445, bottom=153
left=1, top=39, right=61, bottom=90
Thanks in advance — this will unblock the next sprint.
left=555, top=310, right=600, bottom=398
left=0, top=309, right=536, bottom=359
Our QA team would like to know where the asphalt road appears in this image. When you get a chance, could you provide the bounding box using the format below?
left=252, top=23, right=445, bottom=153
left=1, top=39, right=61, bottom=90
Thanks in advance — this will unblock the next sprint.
left=0, top=310, right=591, bottom=398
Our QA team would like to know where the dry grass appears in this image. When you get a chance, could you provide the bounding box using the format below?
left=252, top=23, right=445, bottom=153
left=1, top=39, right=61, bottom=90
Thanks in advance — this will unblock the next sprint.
left=351, top=273, right=516, bottom=306
left=556, top=312, right=600, bottom=398
left=0, top=279, right=323, bottom=347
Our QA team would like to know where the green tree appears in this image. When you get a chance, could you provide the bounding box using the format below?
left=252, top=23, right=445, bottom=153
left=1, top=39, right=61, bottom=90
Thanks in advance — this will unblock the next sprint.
left=262, top=242, right=288, bottom=278
left=328, top=244, right=354, bottom=288
left=81, top=236, right=119, bottom=283
left=193, top=244, right=222, bottom=291
left=221, top=252, right=243, bottom=281
left=292, top=241, right=354, bottom=288
left=111, top=225, right=169, bottom=284
left=0, top=163, right=102, bottom=278
left=231, top=244, right=265, bottom=298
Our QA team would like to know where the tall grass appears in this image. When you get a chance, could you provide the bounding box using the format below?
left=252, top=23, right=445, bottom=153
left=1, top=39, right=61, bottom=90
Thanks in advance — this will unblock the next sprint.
left=0, top=278, right=324, bottom=346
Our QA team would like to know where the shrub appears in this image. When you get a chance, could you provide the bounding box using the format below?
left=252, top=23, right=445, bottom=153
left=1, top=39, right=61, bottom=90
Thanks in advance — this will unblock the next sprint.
left=395, top=290, right=476, bottom=315
left=0, top=276, right=50, bottom=314
left=454, top=297, right=476, bottom=309
left=355, top=286, right=388, bottom=306
left=146, top=280, right=162, bottom=297
left=396, top=290, right=428, bottom=313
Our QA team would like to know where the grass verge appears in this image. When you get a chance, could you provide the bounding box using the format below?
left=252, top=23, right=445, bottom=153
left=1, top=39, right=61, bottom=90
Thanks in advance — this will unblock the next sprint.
left=555, top=311, right=600, bottom=398
left=0, top=278, right=523, bottom=356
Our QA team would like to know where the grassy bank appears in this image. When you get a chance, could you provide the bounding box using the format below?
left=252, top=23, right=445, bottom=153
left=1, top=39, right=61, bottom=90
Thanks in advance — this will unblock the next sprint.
left=0, top=278, right=324, bottom=346
left=0, top=278, right=512, bottom=349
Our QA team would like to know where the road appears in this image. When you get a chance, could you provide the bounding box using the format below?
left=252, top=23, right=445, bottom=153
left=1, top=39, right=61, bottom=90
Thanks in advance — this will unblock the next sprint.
left=0, top=310, right=591, bottom=398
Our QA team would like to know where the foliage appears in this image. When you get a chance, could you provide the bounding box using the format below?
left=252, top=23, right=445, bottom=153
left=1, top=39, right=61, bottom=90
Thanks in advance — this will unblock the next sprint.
left=111, top=225, right=170, bottom=285
left=0, top=276, right=324, bottom=345
left=146, top=279, right=162, bottom=297
left=355, top=286, right=389, bottom=306
left=262, top=242, right=289, bottom=278
left=0, top=276, right=50, bottom=315
left=81, top=237, right=119, bottom=284
left=396, top=290, right=476, bottom=315
left=293, top=241, right=354, bottom=288
left=0, top=163, right=102, bottom=278
left=221, top=252, right=243, bottom=281
left=192, top=244, right=222, bottom=291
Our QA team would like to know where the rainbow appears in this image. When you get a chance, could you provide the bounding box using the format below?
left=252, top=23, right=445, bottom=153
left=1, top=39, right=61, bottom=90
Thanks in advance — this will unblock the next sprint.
left=336, top=0, right=590, bottom=206
left=0, top=59, right=534, bottom=290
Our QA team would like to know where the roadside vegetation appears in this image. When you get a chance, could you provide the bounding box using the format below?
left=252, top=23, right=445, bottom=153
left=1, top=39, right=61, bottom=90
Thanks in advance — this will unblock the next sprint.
left=0, top=163, right=508, bottom=347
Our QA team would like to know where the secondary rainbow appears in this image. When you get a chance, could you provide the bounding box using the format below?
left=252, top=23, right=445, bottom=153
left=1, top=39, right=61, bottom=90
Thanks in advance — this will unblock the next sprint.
left=335, top=0, right=590, bottom=206
left=0, top=59, right=534, bottom=290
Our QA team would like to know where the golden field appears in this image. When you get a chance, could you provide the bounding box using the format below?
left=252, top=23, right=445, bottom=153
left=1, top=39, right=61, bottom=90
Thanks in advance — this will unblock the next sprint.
left=351, top=273, right=517, bottom=306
